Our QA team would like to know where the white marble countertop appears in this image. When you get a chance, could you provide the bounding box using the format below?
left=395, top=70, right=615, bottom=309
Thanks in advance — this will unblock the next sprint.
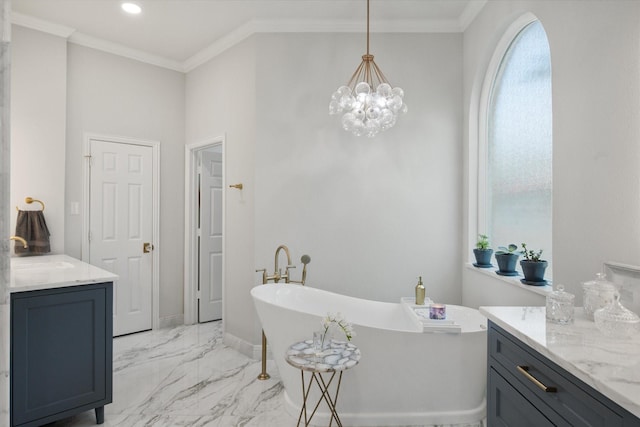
left=480, top=306, right=640, bottom=419
left=10, top=254, right=118, bottom=292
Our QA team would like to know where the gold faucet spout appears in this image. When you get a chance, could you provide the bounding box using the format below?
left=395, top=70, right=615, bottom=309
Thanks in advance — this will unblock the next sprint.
left=274, top=244, right=292, bottom=283
left=10, top=235, right=28, bottom=249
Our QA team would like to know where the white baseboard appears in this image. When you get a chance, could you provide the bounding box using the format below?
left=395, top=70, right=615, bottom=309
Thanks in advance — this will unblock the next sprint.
left=159, top=313, right=184, bottom=329
left=224, top=331, right=272, bottom=360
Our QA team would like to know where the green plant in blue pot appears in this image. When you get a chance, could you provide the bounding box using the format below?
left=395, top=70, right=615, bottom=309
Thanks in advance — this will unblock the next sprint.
left=495, top=244, right=521, bottom=276
left=473, top=234, right=493, bottom=268
left=520, top=243, right=548, bottom=285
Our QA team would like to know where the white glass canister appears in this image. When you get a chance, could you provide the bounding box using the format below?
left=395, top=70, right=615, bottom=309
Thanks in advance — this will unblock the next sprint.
left=546, top=284, right=575, bottom=325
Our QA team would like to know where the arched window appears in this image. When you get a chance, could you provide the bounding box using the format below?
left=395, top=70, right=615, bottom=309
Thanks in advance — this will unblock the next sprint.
left=482, top=18, right=552, bottom=275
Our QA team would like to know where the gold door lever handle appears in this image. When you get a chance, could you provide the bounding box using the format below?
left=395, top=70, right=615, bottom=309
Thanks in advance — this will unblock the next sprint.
left=517, top=365, right=557, bottom=393
left=143, top=242, right=154, bottom=253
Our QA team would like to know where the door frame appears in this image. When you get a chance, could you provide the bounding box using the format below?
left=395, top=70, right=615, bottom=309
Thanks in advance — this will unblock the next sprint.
left=184, top=135, right=226, bottom=325
left=82, top=132, right=161, bottom=331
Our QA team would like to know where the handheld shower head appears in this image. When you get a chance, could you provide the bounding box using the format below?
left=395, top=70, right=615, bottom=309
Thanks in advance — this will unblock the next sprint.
left=300, top=255, right=311, bottom=285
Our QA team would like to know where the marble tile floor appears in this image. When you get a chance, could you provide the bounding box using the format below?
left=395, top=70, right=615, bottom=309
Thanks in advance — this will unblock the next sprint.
left=45, top=321, right=297, bottom=427
left=43, top=321, right=483, bottom=427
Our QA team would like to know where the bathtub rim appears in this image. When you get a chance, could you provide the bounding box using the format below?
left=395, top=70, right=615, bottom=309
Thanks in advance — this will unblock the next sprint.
left=251, top=283, right=487, bottom=334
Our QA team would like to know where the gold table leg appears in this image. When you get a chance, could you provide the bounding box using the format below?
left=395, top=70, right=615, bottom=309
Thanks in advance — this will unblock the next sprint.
left=314, top=372, right=343, bottom=427
left=297, top=370, right=314, bottom=426
left=296, top=370, right=344, bottom=427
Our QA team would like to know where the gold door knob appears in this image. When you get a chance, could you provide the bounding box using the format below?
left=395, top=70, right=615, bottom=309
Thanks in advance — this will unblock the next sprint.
left=143, top=242, right=154, bottom=253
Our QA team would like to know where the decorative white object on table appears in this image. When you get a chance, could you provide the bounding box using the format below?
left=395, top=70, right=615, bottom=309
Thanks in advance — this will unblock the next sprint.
left=320, top=312, right=355, bottom=340
left=313, top=312, right=356, bottom=356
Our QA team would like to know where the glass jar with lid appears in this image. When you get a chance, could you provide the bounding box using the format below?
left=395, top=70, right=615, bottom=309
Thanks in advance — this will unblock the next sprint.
left=582, top=272, right=616, bottom=320
left=546, top=284, right=575, bottom=325
left=594, top=292, right=640, bottom=338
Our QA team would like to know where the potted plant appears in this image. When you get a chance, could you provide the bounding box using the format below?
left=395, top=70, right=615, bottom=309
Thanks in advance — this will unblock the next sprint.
left=495, top=244, right=521, bottom=276
left=520, top=243, right=548, bottom=285
left=473, top=234, right=493, bottom=268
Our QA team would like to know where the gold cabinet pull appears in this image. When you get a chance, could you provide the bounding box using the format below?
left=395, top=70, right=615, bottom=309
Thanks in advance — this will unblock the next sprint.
left=517, top=365, right=557, bottom=393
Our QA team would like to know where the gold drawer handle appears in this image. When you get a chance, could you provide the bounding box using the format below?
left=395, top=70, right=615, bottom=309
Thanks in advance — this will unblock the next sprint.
left=517, top=365, right=557, bottom=393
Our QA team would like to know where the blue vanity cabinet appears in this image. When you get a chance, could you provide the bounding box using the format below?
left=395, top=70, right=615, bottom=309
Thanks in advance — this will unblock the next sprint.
left=488, top=321, right=640, bottom=427
left=10, top=282, right=113, bottom=427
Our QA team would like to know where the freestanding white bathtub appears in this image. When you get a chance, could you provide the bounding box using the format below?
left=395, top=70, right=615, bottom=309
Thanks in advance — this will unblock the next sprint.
left=251, top=283, right=487, bottom=427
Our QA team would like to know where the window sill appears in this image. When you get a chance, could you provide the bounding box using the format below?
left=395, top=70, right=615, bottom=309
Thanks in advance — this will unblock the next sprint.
left=465, top=263, right=553, bottom=297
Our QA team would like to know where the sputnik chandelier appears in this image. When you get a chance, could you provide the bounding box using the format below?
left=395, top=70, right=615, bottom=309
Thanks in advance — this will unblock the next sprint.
left=329, top=0, right=407, bottom=137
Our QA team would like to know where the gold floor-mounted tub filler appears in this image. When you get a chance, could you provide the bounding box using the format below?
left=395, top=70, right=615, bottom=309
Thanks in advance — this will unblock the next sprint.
left=255, top=244, right=311, bottom=380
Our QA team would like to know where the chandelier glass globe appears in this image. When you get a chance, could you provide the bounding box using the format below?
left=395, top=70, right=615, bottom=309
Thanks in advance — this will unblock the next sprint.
left=329, top=77, right=407, bottom=138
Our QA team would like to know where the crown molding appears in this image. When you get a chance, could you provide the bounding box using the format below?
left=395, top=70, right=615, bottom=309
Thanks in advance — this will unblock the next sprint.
left=68, top=32, right=184, bottom=72
left=11, top=11, right=75, bottom=38
left=183, top=17, right=465, bottom=72
left=183, top=20, right=256, bottom=73
left=11, top=1, right=487, bottom=74
left=458, top=0, right=487, bottom=31
left=11, top=11, right=183, bottom=72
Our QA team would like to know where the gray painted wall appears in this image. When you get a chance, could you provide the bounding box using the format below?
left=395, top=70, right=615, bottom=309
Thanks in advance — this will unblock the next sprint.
left=11, top=25, right=66, bottom=254
left=185, top=36, right=257, bottom=345
left=11, top=27, right=186, bottom=322
left=65, top=44, right=186, bottom=321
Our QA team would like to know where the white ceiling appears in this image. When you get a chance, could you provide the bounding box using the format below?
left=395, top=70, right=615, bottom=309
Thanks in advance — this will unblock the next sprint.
left=11, top=0, right=485, bottom=72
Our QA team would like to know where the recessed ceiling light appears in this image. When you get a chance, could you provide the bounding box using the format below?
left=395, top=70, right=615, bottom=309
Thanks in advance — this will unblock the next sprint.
left=121, top=2, right=142, bottom=15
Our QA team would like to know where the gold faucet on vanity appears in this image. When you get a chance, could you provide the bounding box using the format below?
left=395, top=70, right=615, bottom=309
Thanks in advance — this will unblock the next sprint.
left=10, top=236, right=28, bottom=249
left=255, top=244, right=311, bottom=380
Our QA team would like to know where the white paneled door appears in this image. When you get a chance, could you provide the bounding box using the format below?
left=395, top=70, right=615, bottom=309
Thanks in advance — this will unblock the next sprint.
left=199, top=149, right=223, bottom=322
left=89, top=139, right=154, bottom=336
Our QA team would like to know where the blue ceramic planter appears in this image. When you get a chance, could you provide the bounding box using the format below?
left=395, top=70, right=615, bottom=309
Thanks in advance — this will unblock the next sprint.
left=520, top=260, right=548, bottom=283
left=473, top=249, right=493, bottom=267
left=495, top=253, right=519, bottom=274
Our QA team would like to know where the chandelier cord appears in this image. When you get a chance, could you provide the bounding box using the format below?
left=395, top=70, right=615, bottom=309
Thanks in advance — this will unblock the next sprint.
left=366, top=0, right=370, bottom=56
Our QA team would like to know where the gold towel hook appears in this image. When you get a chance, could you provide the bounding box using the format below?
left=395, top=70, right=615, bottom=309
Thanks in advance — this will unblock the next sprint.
left=16, top=197, right=45, bottom=212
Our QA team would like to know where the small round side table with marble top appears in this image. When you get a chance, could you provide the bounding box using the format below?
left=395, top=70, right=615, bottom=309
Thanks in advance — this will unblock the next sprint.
left=285, top=340, right=361, bottom=427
